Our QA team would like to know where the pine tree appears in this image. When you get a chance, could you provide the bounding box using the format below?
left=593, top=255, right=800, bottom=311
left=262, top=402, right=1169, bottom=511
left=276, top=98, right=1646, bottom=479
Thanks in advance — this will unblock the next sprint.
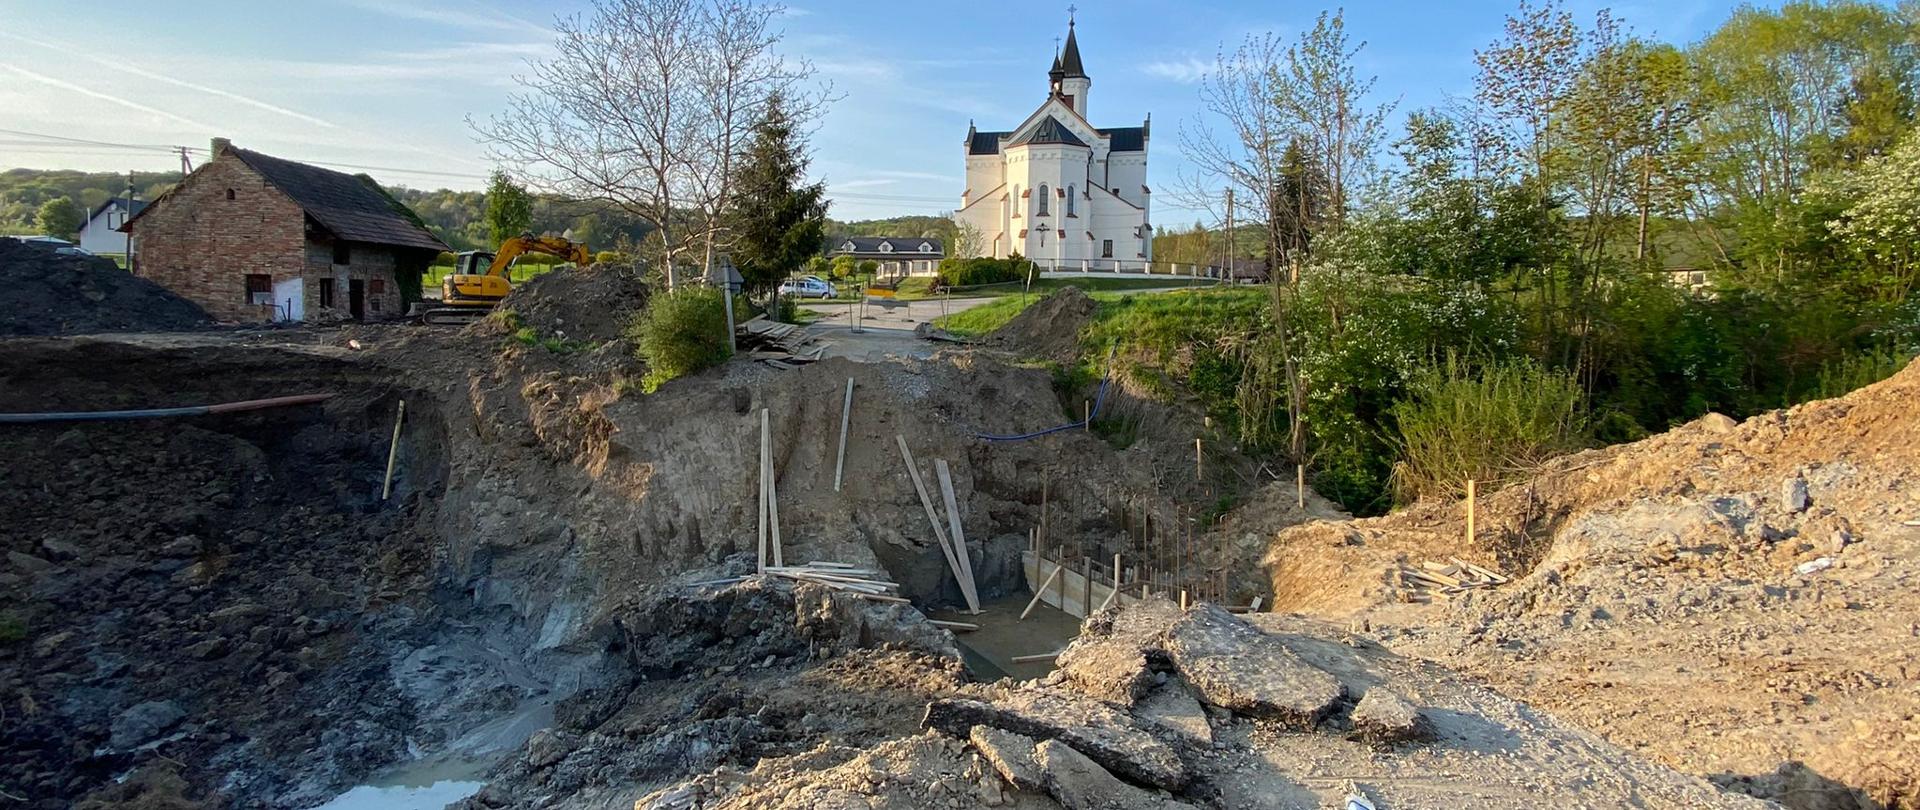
left=729, top=94, right=828, bottom=292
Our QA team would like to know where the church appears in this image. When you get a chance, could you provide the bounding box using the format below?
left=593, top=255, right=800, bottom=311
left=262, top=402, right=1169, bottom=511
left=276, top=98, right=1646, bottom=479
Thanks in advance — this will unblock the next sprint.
left=953, top=17, right=1153, bottom=269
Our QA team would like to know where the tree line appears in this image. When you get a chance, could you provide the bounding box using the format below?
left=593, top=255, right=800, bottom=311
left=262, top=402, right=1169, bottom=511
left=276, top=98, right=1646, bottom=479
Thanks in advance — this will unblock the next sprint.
left=1171, top=0, right=1920, bottom=513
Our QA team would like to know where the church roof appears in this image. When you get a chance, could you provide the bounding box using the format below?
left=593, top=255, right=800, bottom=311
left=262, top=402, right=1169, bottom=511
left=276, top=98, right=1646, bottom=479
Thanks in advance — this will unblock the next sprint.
left=969, top=130, right=1010, bottom=155
left=1060, top=22, right=1086, bottom=78
left=1099, top=126, right=1146, bottom=152
left=1010, top=116, right=1087, bottom=148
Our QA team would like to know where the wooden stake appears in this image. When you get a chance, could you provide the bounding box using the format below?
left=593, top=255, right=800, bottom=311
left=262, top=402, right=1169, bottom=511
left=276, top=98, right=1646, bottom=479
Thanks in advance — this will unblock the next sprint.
left=1195, top=438, right=1203, bottom=481
left=768, top=411, right=783, bottom=568
left=832, top=377, right=854, bottom=492
left=1296, top=464, right=1305, bottom=509
left=928, top=619, right=978, bottom=631
left=1180, top=590, right=1189, bottom=610
left=935, top=459, right=980, bottom=613
left=897, top=436, right=978, bottom=613
left=758, top=409, right=769, bottom=572
left=1021, top=562, right=1065, bottom=620
left=1465, top=479, right=1477, bottom=547
left=1099, top=553, right=1121, bottom=611
left=1083, top=400, right=1091, bottom=430
left=381, top=400, right=406, bottom=501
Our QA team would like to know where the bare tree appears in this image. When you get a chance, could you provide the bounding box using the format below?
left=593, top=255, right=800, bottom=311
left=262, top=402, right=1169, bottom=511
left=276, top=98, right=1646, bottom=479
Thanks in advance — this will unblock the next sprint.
left=471, top=0, right=822, bottom=288
left=1273, top=10, right=1395, bottom=224
left=953, top=220, right=987, bottom=259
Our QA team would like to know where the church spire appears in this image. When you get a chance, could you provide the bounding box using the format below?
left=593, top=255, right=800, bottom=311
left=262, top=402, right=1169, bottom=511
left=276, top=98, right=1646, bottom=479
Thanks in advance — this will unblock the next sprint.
left=1060, top=15, right=1086, bottom=78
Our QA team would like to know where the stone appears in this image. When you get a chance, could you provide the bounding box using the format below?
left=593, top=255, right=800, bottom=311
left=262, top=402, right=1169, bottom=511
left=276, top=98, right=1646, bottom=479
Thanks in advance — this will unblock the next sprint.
left=1782, top=476, right=1810, bottom=513
left=968, top=726, right=1043, bottom=792
left=31, top=630, right=75, bottom=660
left=1055, top=636, right=1155, bottom=705
left=1134, top=681, right=1212, bottom=746
left=1697, top=412, right=1738, bottom=433
left=1161, top=605, right=1344, bottom=729
left=922, top=689, right=1188, bottom=791
left=39, top=538, right=81, bottom=561
left=7, top=551, right=53, bottom=574
left=526, top=728, right=579, bottom=768
left=1348, top=688, right=1428, bottom=744
left=1033, top=739, right=1194, bottom=810
left=111, top=700, right=185, bottom=749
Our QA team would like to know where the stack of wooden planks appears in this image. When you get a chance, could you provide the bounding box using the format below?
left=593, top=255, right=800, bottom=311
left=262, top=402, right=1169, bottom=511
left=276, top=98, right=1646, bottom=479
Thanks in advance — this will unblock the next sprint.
left=764, top=562, right=907, bottom=604
left=1398, top=558, right=1509, bottom=601
left=739, top=316, right=829, bottom=368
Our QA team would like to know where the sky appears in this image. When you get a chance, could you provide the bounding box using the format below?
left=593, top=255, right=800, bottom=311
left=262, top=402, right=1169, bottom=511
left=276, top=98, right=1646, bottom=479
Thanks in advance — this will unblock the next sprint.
left=0, top=0, right=1752, bottom=224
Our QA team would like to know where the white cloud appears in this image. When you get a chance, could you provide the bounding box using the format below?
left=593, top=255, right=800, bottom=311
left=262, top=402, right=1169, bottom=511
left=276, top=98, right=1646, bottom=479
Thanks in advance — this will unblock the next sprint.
left=0, top=31, right=337, bottom=129
left=832, top=179, right=897, bottom=190
left=335, top=0, right=551, bottom=35
left=1141, top=57, right=1211, bottom=84
left=0, top=64, right=216, bottom=133
left=872, top=170, right=958, bottom=183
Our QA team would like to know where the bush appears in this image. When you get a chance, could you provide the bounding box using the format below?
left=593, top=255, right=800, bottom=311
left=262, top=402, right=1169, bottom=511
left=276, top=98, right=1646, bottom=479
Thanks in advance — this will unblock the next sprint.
left=937, top=255, right=1028, bottom=288
left=1390, top=356, right=1587, bottom=504
left=629, top=287, right=733, bottom=392
left=594, top=250, right=628, bottom=264
left=1810, top=344, right=1916, bottom=401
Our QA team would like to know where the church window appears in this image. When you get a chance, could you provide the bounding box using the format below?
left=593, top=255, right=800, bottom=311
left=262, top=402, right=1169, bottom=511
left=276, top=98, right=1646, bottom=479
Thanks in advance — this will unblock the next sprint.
left=1012, top=186, right=1021, bottom=217
left=1037, top=184, right=1050, bottom=216
left=1066, top=186, right=1076, bottom=216
left=1102, top=239, right=1113, bottom=258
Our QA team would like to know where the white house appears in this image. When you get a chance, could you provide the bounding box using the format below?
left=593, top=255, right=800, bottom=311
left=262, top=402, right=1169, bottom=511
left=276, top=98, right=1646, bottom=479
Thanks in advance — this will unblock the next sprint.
left=829, top=236, right=945, bottom=279
left=952, top=17, right=1152, bottom=270
left=78, top=198, right=146, bottom=256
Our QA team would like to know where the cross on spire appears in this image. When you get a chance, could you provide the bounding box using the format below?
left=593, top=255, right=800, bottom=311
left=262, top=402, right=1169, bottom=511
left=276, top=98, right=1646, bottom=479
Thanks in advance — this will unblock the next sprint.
left=1067, top=4, right=1077, bottom=23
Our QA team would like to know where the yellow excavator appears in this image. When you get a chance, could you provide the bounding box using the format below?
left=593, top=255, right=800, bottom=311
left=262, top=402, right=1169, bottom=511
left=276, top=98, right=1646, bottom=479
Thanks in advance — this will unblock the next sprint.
left=422, top=233, right=593, bottom=325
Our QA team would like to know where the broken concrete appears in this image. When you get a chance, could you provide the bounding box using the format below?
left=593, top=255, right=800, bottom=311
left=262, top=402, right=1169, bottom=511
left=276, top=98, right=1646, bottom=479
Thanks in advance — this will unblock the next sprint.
left=967, top=726, right=1044, bottom=792
left=1033, top=739, right=1194, bottom=810
left=1160, top=604, right=1345, bottom=729
left=922, top=689, right=1188, bottom=791
left=1348, top=687, right=1427, bottom=744
left=1133, top=680, right=1212, bottom=746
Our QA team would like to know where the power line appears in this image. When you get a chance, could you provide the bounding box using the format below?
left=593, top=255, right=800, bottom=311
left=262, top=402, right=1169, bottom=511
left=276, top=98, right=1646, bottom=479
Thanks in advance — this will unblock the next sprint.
left=0, top=128, right=178, bottom=152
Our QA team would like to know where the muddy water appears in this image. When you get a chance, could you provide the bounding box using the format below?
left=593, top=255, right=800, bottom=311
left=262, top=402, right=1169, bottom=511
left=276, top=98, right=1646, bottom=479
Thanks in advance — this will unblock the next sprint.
left=933, top=592, right=1084, bottom=681
left=312, top=757, right=486, bottom=810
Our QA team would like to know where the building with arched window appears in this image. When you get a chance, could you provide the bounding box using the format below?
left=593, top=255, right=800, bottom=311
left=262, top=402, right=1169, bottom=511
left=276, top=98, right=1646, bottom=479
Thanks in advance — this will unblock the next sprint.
left=954, top=15, right=1152, bottom=269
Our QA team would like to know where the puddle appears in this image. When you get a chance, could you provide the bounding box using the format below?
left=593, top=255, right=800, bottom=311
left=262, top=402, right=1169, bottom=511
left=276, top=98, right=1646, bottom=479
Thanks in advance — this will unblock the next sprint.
left=314, top=756, right=490, bottom=810
left=933, top=592, right=1083, bottom=681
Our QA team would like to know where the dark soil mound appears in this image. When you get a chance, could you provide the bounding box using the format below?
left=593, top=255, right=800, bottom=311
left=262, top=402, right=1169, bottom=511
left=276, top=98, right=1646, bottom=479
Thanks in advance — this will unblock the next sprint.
left=990, top=286, right=1095, bottom=361
left=0, top=238, right=208, bottom=335
left=495, top=262, right=650, bottom=343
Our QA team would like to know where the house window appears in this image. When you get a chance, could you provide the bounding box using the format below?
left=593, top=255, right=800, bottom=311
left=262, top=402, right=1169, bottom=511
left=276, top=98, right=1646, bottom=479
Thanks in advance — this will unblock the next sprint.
left=369, top=278, right=385, bottom=295
left=1102, top=240, right=1114, bottom=258
left=319, top=277, right=335, bottom=308
left=332, top=241, right=350, bottom=265
left=1037, top=184, right=1050, bottom=216
left=226, top=189, right=235, bottom=200
left=245, top=273, right=272, bottom=305
left=371, top=298, right=382, bottom=313
left=1067, top=186, right=1076, bottom=216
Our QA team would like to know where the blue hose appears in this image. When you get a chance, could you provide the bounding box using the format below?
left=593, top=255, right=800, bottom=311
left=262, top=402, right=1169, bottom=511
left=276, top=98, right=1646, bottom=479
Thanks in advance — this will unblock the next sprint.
left=975, top=347, right=1116, bottom=442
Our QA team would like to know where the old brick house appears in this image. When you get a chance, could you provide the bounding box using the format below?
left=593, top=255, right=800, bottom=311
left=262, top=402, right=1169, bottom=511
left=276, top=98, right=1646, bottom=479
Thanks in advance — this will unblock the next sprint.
left=125, top=139, right=447, bottom=323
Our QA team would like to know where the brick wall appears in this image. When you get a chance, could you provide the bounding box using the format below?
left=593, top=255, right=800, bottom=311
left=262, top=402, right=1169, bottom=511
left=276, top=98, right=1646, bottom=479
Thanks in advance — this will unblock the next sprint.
left=303, top=240, right=404, bottom=319
left=130, top=155, right=305, bottom=323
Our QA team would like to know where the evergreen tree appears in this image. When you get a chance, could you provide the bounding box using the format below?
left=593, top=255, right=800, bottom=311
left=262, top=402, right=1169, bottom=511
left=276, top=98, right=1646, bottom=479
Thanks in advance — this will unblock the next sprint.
left=729, top=94, right=828, bottom=292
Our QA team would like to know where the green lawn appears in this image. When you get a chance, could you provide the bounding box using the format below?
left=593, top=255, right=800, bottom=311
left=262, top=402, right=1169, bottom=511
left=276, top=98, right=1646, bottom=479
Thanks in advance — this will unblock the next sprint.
left=933, top=284, right=1261, bottom=340
left=826, top=274, right=1223, bottom=303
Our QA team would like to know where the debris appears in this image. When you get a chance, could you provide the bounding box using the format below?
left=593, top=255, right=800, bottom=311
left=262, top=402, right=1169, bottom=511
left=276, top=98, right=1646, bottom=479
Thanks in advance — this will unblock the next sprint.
left=1162, top=604, right=1345, bottom=730
left=969, top=726, right=1044, bottom=792
left=1349, top=688, right=1429, bottom=744
left=1397, top=558, right=1506, bottom=599
left=922, top=691, right=1190, bottom=791
left=1794, top=557, right=1834, bottom=576
left=0, top=237, right=208, bottom=335
left=1033, top=739, right=1195, bottom=810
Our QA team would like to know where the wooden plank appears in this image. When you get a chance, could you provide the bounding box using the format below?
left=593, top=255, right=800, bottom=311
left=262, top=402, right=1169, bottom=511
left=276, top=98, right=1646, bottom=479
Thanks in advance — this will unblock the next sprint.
left=1021, top=562, right=1065, bottom=620
left=1010, top=650, right=1064, bottom=663
left=934, top=459, right=980, bottom=613
left=1099, top=553, right=1122, bottom=611
left=832, top=378, right=854, bottom=492
left=767, top=410, right=783, bottom=568
left=927, top=619, right=978, bottom=631
left=852, top=593, right=911, bottom=604
left=897, top=435, right=978, bottom=613
left=758, top=409, right=769, bottom=572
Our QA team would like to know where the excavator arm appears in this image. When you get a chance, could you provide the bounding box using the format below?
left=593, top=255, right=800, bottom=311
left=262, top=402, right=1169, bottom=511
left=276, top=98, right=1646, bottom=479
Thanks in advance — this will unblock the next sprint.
left=487, top=235, right=593, bottom=276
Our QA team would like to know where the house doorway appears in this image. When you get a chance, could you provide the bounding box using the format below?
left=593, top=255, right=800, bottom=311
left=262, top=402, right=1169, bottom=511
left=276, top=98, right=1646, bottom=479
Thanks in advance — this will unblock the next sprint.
left=349, top=279, right=366, bottom=321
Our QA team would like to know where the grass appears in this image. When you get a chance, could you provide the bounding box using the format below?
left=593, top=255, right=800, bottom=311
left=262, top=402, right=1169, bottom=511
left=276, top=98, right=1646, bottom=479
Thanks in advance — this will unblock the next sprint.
left=813, top=274, right=1226, bottom=303
left=934, top=284, right=1263, bottom=342
left=0, top=612, right=24, bottom=644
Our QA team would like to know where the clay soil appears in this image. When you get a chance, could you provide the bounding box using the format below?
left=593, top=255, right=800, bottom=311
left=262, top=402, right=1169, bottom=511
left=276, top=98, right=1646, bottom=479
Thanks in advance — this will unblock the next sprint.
left=1267, top=359, right=1920, bottom=809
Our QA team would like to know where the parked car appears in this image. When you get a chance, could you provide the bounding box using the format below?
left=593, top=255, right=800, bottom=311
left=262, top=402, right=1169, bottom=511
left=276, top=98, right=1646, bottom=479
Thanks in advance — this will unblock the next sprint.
left=779, top=276, right=837, bottom=299
left=3, top=235, right=91, bottom=257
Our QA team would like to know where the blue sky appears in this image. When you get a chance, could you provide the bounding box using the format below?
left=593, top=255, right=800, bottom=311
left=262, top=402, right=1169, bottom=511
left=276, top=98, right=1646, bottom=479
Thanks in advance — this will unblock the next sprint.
left=0, top=0, right=1747, bottom=223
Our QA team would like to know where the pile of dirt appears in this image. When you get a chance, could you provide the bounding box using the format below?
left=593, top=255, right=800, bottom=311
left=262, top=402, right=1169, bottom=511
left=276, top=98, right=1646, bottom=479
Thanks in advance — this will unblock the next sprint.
left=1268, top=358, right=1920, bottom=808
left=0, top=238, right=208, bottom=335
left=492, top=261, right=650, bottom=343
left=989, top=286, right=1094, bottom=362
left=619, top=601, right=1761, bottom=809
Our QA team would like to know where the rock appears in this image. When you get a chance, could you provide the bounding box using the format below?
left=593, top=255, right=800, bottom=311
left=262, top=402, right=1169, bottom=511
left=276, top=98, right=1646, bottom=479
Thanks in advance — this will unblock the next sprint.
left=159, top=536, right=202, bottom=558
left=922, top=690, right=1188, bottom=791
left=968, top=726, right=1044, bottom=792
left=7, top=551, right=54, bottom=574
left=1349, top=688, right=1428, bottom=744
left=526, top=728, right=579, bottom=768
left=39, top=538, right=81, bottom=561
left=111, top=700, right=186, bottom=749
left=1697, top=412, right=1738, bottom=433
left=1055, top=601, right=1181, bottom=705
left=1830, top=529, right=1853, bottom=552
left=184, top=637, right=229, bottom=660
left=1032, top=739, right=1193, bottom=810
left=1134, top=681, right=1212, bottom=746
left=1160, top=605, right=1344, bottom=729
left=31, top=630, right=75, bottom=660
left=1782, top=476, right=1810, bottom=513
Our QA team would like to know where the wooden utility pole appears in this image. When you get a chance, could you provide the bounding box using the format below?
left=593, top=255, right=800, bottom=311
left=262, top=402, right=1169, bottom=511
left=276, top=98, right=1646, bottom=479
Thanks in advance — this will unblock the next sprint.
left=1224, top=188, right=1235, bottom=280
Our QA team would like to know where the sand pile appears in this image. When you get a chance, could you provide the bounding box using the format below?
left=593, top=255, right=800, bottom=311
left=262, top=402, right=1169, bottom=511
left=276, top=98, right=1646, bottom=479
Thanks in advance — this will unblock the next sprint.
left=0, top=237, right=207, bottom=335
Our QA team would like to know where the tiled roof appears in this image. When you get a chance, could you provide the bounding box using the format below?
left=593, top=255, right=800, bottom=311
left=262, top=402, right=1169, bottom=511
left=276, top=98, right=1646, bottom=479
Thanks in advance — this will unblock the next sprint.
left=832, top=237, right=945, bottom=255
left=229, top=148, right=448, bottom=252
left=1099, top=126, right=1146, bottom=152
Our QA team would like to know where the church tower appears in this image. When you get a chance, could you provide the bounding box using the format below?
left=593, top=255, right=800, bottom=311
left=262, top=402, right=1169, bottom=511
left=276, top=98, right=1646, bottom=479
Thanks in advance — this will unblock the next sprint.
left=1057, top=18, right=1090, bottom=118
